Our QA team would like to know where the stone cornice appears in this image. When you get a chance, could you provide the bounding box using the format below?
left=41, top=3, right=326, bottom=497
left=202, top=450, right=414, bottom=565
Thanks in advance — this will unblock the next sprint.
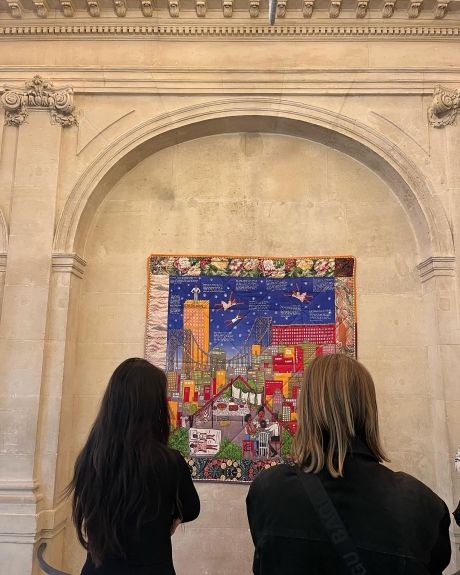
left=0, top=75, right=77, bottom=127
left=0, top=21, right=460, bottom=40
left=51, top=253, right=86, bottom=278
left=1, top=0, right=460, bottom=20
left=417, top=256, right=456, bottom=282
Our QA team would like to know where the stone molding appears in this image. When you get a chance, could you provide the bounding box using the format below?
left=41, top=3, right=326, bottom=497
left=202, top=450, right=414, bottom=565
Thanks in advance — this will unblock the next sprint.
left=0, top=75, right=77, bottom=128
left=0, top=253, right=7, bottom=273
left=0, top=23, right=459, bottom=40
left=417, top=256, right=456, bottom=282
left=51, top=253, right=86, bottom=278
left=428, top=84, right=460, bottom=127
left=0, top=479, right=41, bottom=505
left=1, top=68, right=460, bottom=96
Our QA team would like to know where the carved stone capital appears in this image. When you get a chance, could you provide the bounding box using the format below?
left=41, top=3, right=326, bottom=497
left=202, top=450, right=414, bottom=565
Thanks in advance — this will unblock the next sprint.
left=0, top=75, right=77, bottom=128
left=417, top=257, right=455, bottom=282
left=302, top=0, right=314, bottom=17
left=249, top=0, right=260, bottom=17
left=52, top=253, right=86, bottom=279
left=408, top=0, right=422, bottom=18
left=114, top=0, right=127, bottom=16
left=329, top=0, right=341, bottom=17
left=428, top=84, right=460, bottom=128
left=434, top=0, right=448, bottom=18
left=59, top=0, right=74, bottom=15
left=382, top=1, right=395, bottom=17
left=222, top=0, right=232, bottom=17
left=356, top=0, right=368, bottom=17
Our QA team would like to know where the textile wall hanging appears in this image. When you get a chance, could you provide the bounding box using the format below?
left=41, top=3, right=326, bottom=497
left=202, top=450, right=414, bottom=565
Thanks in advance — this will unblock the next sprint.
left=145, top=255, right=356, bottom=482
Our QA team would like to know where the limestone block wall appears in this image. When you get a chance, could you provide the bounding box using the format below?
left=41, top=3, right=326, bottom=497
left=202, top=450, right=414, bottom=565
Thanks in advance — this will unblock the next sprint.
left=64, top=133, right=438, bottom=574
left=0, top=33, right=459, bottom=575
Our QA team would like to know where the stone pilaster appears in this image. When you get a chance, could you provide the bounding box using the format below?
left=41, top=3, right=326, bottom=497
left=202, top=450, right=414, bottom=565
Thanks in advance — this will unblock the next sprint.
left=0, top=80, right=76, bottom=573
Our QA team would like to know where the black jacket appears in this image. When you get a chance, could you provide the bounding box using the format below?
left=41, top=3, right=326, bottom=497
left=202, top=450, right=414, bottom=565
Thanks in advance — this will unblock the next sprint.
left=81, top=449, right=200, bottom=575
left=246, top=440, right=451, bottom=575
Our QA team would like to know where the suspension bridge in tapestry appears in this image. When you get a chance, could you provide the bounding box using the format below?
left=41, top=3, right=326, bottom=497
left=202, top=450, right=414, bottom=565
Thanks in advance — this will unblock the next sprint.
left=145, top=255, right=356, bottom=482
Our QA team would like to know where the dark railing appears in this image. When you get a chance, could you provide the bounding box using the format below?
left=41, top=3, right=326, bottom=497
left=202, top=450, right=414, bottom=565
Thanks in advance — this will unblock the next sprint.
left=37, top=542, right=71, bottom=575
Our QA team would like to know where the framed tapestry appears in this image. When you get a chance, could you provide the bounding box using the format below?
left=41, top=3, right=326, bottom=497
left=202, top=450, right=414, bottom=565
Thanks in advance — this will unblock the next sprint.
left=145, top=255, right=356, bottom=482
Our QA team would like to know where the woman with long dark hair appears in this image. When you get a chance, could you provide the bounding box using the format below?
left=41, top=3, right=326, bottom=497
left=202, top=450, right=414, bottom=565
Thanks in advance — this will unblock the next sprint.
left=67, top=358, right=200, bottom=575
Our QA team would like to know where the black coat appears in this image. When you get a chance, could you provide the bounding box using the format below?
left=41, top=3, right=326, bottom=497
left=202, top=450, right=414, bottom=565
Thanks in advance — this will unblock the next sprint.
left=80, top=449, right=200, bottom=575
left=246, top=440, right=451, bottom=575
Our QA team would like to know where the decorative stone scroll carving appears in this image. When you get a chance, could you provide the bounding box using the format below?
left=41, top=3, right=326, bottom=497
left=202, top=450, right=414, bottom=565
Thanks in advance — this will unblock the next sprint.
left=114, top=0, right=127, bottom=16
left=428, top=85, right=460, bottom=128
left=329, top=0, right=341, bottom=17
left=168, top=0, right=179, bottom=16
left=417, top=257, right=455, bottom=282
left=277, top=0, right=287, bottom=17
left=32, top=0, right=48, bottom=17
left=356, top=0, right=368, bottom=17
left=5, top=0, right=22, bottom=18
left=434, top=0, right=448, bottom=18
left=0, top=75, right=77, bottom=128
left=196, top=0, right=206, bottom=16
left=249, top=0, right=259, bottom=16
left=302, top=0, right=314, bottom=16
left=222, top=0, right=232, bottom=17
left=382, top=1, right=395, bottom=17
left=408, top=0, right=421, bottom=17
left=59, top=0, right=74, bottom=16
left=86, top=0, right=100, bottom=16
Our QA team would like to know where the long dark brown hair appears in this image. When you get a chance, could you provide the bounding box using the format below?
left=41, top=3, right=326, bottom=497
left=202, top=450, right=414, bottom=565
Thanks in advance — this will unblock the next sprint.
left=66, top=358, right=171, bottom=566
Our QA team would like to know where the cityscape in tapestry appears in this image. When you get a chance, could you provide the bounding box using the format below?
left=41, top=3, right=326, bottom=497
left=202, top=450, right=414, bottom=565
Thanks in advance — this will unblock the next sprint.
left=145, top=255, right=356, bottom=482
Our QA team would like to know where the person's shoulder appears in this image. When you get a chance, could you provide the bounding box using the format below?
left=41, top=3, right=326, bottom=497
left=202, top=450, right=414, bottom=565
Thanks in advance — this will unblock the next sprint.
left=392, top=470, right=448, bottom=513
left=248, top=463, right=296, bottom=496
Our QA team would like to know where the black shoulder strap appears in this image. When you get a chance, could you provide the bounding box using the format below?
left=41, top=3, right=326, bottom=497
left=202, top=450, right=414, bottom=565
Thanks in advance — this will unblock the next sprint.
left=295, top=466, right=368, bottom=575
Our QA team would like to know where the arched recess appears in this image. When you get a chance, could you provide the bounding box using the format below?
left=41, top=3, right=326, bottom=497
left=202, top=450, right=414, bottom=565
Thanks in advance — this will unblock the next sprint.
left=54, top=97, right=454, bottom=260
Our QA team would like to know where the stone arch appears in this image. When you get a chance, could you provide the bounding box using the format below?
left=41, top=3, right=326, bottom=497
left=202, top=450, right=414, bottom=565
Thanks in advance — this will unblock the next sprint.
left=54, top=97, right=454, bottom=260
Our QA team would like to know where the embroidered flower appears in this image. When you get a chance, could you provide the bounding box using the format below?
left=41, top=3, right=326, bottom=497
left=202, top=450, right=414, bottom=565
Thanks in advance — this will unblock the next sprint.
left=229, top=259, right=244, bottom=273
left=313, top=258, right=334, bottom=275
left=243, top=258, right=259, bottom=271
left=296, top=258, right=314, bottom=273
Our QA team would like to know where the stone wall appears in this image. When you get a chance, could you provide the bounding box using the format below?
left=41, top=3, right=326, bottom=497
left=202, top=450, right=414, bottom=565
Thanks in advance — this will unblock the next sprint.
left=0, top=29, right=459, bottom=575
left=66, top=133, right=443, bottom=573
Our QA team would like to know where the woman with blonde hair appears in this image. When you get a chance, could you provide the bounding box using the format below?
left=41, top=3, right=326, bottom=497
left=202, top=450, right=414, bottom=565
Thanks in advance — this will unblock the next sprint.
left=246, top=353, right=451, bottom=575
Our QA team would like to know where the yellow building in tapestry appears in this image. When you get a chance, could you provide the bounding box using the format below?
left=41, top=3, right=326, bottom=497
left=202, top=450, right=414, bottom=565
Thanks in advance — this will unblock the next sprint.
left=183, top=300, right=210, bottom=369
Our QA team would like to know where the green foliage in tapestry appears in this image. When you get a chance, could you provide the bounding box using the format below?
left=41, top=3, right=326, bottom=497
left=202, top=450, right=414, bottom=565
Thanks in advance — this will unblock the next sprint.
left=216, top=438, right=243, bottom=460
left=281, top=429, right=293, bottom=458
left=169, top=427, right=189, bottom=457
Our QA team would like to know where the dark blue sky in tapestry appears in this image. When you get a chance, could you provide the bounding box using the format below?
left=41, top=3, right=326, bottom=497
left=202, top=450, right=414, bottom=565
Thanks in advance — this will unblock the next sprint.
left=167, top=276, right=335, bottom=359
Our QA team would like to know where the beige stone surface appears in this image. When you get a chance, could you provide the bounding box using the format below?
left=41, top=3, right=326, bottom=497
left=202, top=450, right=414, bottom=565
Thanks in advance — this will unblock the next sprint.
left=0, top=28, right=459, bottom=574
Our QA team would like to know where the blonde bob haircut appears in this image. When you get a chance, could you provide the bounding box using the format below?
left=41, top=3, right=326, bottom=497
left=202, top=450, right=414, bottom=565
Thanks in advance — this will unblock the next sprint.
left=293, top=353, right=388, bottom=478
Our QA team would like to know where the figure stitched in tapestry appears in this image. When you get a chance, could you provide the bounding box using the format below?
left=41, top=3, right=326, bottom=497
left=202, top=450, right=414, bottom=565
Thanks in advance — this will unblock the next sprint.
left=145, top=255, right=356, bottom=482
